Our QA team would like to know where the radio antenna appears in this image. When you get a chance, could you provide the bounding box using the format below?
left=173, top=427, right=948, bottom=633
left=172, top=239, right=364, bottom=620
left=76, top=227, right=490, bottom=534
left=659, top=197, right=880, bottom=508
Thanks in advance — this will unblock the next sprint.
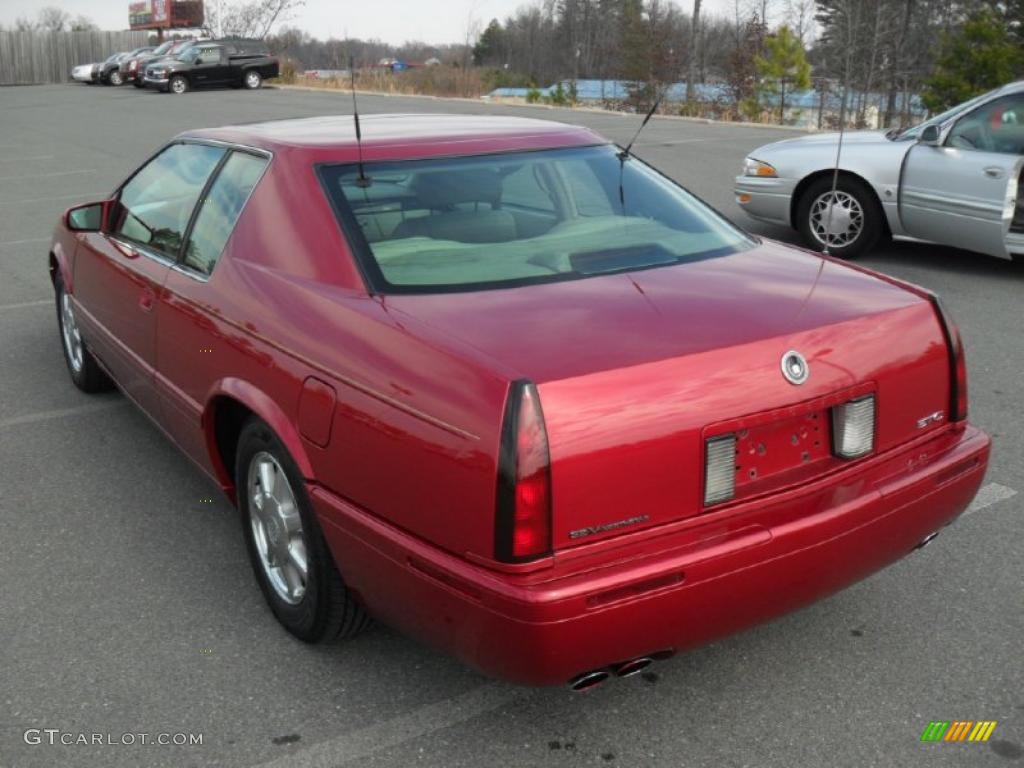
left=620, top=91, right=664, bottom=159
left=822, top=80, right=849, bottom=257
left=619, top=89, right=663, bottom=214
left=349, top=56, right=371, bottom=188
left=823, top=3, right=860, bottom=257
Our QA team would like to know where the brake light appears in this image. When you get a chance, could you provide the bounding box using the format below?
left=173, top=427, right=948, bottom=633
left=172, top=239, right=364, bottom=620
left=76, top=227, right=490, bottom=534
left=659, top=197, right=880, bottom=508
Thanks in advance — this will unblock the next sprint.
left=495, top=380, right=552, bottom=563
left=929, top=294, right=968, bottom=421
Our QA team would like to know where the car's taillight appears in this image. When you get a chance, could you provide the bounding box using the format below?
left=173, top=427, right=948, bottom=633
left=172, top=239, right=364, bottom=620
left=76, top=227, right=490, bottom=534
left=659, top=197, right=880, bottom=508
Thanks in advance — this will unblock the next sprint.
left=703, top=434, right=736, bottom=506
left=831, top=395, right=876, bottom=459
left=495, top=380, right=552, bottom=563
left=929, top=294, right=968, bottom=421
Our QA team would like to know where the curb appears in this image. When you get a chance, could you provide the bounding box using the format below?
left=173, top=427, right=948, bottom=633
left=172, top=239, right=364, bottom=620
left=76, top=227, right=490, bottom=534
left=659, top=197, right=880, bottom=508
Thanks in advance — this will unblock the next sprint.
left=274, top=84, right=814, bottom=134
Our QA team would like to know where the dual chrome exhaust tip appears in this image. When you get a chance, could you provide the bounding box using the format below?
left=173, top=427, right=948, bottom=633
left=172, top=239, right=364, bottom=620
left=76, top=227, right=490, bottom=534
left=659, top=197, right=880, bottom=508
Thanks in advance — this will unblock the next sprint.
left=568, top=654, right=664, bottom=692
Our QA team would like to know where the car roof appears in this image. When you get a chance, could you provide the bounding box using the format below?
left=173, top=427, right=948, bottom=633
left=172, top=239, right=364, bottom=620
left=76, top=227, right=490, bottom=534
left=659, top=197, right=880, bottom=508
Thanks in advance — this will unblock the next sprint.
left=181, top=114, right=606, bottom=153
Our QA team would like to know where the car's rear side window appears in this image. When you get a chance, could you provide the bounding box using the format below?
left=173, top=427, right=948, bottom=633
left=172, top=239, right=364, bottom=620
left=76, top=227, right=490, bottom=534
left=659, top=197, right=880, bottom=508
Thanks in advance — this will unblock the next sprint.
left=319, top=145, right=753, bottom=294
left=182, top=151, right=268, bottom=275
left=112, top=142, right=225, bottom=260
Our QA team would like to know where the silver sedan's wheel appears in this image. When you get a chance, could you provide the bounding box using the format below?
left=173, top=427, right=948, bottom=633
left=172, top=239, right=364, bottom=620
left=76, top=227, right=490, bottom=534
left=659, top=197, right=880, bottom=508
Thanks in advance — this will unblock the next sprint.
left=808, top=190, right=864, bottom=249
left=109, top=70, right=123, bottom=85
left=247, top=451, right=308, bottom=605
left=60, top=291, right=84, bottom=373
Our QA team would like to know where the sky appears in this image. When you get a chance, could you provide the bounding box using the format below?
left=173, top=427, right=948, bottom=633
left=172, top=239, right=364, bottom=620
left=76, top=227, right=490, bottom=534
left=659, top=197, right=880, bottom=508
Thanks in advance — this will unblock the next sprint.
left=0, top=0, right=748, bottom=46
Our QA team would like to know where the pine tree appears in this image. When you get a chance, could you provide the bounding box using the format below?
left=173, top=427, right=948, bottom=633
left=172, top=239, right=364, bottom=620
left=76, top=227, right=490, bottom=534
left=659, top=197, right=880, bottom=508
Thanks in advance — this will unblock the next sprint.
left=921, top=8, right=1024, bottom=111
left=756, top=25, right=811, bottom=122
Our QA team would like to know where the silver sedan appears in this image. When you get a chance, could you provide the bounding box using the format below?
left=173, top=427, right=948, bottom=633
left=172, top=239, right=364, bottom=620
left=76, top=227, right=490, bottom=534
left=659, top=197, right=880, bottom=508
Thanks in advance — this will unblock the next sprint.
left=735, top=81, right=1024, bottom=259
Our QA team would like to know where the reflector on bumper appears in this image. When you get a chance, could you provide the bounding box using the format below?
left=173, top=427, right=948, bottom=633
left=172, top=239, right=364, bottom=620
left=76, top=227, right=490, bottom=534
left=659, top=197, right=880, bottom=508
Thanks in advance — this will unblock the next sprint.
left=832, top=395, right=876, bottom=459
left=704, top=434, right=737, bottom=506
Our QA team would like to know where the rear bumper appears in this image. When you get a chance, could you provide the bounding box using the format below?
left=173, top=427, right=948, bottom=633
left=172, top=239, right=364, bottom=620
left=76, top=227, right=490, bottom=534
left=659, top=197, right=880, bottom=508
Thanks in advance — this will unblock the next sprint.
left=313, top=423, right=990, bottom=686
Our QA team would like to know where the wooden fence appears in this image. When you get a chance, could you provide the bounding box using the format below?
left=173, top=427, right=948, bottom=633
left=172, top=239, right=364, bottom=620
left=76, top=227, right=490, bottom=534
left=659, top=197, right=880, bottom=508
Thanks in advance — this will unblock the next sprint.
left=0, top=30, right=153, bottom=85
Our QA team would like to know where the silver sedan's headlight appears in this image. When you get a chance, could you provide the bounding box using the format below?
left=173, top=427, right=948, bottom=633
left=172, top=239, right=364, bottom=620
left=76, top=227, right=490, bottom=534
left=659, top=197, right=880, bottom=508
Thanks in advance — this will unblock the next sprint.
left=743, top=157, right=778, bottom=178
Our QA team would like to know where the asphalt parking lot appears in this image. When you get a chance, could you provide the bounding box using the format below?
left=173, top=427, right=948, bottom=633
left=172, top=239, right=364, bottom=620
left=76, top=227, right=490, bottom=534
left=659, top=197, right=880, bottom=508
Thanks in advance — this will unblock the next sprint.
left=0, top=83, right=1021, bottom=768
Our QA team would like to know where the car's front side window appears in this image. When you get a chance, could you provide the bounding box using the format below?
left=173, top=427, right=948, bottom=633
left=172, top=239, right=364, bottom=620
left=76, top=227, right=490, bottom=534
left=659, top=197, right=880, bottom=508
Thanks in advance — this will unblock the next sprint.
left=112, top=143, right=225, bottom=260
left=947, top=94, right=1024, bottom=155
left=182, top=151, right=269, bottom=275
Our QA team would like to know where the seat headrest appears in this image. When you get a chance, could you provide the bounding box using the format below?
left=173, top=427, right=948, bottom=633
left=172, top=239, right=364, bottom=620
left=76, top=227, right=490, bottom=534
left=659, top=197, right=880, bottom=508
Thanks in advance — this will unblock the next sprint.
left=410, top=169, right=501, bottom=209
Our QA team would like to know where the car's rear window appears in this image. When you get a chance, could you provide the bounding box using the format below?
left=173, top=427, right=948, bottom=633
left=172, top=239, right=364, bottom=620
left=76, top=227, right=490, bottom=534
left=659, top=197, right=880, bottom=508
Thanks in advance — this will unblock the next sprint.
left=319, top=145, right=753, bottom=294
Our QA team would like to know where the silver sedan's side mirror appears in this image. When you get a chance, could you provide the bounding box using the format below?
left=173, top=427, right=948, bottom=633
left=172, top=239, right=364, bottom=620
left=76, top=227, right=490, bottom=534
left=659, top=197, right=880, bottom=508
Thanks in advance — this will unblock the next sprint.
left=918, top=124, right=941, bottom=146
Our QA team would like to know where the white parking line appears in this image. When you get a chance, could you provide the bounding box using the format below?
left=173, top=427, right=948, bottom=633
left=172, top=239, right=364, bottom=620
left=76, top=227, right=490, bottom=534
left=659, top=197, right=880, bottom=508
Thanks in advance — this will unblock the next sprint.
left=964, top=482, right=1018, bottom=515
left=0, top=299, right=51, bottom=310
left=0, top=192, right=103, bottom=206
left=0, top=237, right=50, bottom=247
left=256, top=683, right=528, bottom=768
left=636, top=138, right=712, bottom=147
left=0, top=402, right=125, bottom=431
left=0, top=155, right=54, bottom=162
left=0, top=169, right=94, bottom=182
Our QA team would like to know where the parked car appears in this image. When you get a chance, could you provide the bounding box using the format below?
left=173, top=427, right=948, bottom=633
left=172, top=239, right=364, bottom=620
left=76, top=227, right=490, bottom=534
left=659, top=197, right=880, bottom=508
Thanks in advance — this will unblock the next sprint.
left=98, top=50, right=144, bottom=86
left=735, top=80, right=1024, bottom=259
left=143, top=39, right=279, bottom=93
left=71, top=63, right=99, bottom=84
left=124, top=40, right=194, bottom=87
left=48, top=115, right=990, bottom=688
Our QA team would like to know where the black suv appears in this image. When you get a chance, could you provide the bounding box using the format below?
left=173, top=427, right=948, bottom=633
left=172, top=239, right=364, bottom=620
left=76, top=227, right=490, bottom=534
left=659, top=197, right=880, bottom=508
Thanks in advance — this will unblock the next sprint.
left=142, top=39, right=279, bottom=94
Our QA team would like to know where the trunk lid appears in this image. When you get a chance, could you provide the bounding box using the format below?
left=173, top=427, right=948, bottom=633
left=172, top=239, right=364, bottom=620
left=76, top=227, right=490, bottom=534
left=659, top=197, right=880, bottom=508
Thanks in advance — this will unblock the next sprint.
left=388, top=241, right=952, bottom=549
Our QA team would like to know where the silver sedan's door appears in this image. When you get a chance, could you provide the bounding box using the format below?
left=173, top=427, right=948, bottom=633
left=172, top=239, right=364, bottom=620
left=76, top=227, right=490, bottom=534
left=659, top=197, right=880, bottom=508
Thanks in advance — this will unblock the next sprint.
left=899, top=91, right=1024, bottom=259
left=899, top=144, right=1021, bottom=258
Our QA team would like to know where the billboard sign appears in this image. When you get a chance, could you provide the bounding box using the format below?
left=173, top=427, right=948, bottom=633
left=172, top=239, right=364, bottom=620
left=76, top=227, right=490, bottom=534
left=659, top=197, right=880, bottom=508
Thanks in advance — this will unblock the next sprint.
left=129, top=0, right=203, bottom=30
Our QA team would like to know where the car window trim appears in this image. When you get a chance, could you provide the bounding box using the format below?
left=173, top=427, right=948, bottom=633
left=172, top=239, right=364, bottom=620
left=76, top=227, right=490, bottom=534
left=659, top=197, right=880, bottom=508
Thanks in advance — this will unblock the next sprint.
left=177, top=145, right=273, bottom=281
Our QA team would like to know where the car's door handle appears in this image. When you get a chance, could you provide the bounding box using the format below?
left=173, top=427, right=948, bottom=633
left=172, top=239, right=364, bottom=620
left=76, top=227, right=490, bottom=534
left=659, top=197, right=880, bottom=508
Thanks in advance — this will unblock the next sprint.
left=983, top=166, right=1006, bottom=179
left=139, top=288, right=155, bottom=313
left=111, top=239, right=140, bottom=259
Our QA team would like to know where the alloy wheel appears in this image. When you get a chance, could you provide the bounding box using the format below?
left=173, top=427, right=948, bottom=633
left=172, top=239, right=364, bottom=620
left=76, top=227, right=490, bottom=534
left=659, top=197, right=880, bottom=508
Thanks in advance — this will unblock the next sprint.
left=60, top=291, right=84, bottom=373
left=247, top=451, right=309, bottom=605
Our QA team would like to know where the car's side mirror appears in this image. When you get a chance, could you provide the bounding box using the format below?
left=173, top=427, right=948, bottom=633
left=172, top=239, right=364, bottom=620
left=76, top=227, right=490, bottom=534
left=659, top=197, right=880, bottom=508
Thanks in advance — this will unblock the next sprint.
left=918, top=124, right=941, bottom=146
left=194, top=57, right=203, bottom=65
left=66, top=201, right=109, bottom=232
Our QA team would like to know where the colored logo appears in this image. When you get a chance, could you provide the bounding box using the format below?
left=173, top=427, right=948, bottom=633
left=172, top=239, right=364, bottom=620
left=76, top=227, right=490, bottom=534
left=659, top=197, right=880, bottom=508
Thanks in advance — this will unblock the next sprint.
left=921, top=721, right=997, bottom=742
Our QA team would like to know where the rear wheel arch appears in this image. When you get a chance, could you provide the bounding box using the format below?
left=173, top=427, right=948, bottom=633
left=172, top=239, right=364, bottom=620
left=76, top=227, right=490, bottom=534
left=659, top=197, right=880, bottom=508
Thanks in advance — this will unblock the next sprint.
left=790, top=170, right=891, bottom=238
left=204, top=380, right=315, bottom=498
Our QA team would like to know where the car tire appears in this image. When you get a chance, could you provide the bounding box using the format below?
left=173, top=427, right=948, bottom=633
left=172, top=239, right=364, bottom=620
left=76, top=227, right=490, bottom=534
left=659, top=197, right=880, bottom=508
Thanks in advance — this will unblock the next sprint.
left=109, top=70, right=123, bottom=86
left=236, top=417, right=370, bottom=643
left=243, top=70, right=262, bottom=90
left=55, top=275, right=113, bottom=393
left=796, top=175, right=884, bottom=259
left=169, top=75, right=189, bottom=94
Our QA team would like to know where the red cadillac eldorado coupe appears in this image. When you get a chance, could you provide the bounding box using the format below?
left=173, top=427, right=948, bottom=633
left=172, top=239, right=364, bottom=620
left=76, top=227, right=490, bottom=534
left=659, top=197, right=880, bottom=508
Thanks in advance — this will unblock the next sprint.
left=49, top=115, right=990, bottom=689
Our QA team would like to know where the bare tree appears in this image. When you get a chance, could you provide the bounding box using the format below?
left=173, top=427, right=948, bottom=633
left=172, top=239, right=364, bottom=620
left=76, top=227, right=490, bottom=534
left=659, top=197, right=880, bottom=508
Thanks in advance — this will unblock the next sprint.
left=36, top=6, right=71, bottom=32
left=70, top=14, right=99, bottom=32
left=205, top=0, right=305, bottom=39
left=784, top=0, right=816, bottom=44
left=686, top=0, right=702, bottom=102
